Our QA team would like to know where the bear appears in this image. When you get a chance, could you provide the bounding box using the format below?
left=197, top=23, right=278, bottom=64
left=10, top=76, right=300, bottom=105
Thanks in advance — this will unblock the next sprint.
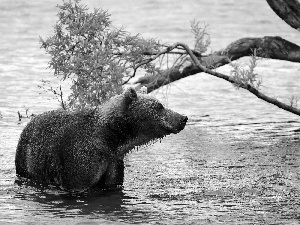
left=15, top=88, right=188, bottom=192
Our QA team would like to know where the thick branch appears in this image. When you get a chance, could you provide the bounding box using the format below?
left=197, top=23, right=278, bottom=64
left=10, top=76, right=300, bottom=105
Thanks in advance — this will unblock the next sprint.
left=266, top=0, right=300, bottom=31
left=177, top=42, right=300, bottom=116
left=134, top=36, right=300, bottom=92
left=133, top=37, right=300, bottom=116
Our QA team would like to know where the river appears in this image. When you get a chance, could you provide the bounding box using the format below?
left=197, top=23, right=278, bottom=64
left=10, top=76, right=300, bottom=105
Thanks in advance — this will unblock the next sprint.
left=0, top=0, right=300, bottom=224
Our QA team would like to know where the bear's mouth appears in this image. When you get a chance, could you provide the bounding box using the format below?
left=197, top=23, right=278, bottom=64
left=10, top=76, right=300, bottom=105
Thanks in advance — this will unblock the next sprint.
left=163, top=120, right=187, bottom=134
left=170, top=124, right=186, bottom=134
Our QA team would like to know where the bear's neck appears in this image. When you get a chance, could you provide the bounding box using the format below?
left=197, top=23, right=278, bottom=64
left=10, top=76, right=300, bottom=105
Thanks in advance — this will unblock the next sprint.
left=94, top=109, right=145, bottom=157
left=95, top=109, right=160, bottom=159
left=116, top=133, right=159, bottom=158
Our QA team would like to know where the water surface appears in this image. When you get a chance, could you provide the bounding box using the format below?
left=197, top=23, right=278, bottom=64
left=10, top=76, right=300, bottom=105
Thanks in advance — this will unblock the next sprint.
left=0, top=0, right=300, bottom=224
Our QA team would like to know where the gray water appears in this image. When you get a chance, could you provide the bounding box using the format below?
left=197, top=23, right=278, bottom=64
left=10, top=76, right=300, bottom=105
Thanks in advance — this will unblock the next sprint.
left=1, top=0, right=300, bottom=224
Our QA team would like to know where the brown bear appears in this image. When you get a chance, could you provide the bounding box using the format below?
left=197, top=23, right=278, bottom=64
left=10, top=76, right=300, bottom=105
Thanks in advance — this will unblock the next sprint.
left=15, top=88, right=188, bottom=192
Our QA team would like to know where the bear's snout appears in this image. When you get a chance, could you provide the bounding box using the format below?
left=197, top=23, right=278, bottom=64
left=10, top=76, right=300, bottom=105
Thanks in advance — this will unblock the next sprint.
left=178, top=115, right=188, bottom=130
left=169, top=114, right=188, bottom=134
left=181, top=116, right=188, bottom=124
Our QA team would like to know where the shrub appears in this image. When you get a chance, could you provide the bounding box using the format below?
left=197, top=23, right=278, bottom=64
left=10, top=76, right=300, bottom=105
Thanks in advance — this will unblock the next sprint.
left=40, top=0, right=161, bottom=110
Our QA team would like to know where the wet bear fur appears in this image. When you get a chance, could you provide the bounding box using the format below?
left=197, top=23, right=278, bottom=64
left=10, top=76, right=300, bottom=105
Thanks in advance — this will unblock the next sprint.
left=15, top=88, right=188, bottom=192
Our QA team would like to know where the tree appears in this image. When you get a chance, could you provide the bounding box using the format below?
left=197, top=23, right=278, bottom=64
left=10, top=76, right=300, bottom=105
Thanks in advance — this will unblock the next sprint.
left=132, top=0, right=300, bottom=116
left=40, top=0, right=162, bottom=110
left=41, top=0, right=300, bottom=116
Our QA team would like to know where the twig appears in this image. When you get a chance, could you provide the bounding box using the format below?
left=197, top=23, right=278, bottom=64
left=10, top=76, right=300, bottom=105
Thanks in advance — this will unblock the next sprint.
left=59, top=85, right=66, bottom=110
left=122, top=43, right=192, bottom=85
left=174, top=42, right=300, bottom=116
left=113, top=51, right=187, bottom=56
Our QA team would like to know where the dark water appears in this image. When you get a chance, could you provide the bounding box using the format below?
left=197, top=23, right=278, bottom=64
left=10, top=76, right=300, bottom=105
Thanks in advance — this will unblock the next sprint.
left=1, top=0, right=300, bottom=224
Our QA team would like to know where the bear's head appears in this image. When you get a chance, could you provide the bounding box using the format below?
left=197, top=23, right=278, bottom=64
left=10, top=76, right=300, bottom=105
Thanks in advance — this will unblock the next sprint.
left=105, top=88, right=188, bottom=156
left=126, top=88, right=187, bottom=134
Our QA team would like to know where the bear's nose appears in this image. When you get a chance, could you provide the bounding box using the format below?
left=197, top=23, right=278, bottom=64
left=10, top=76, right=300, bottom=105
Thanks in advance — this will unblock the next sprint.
left=181, top=116, right=188, bottom=124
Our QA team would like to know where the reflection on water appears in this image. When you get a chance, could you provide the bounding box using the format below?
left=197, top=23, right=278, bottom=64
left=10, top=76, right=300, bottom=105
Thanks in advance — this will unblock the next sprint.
left=0, top=0, right=300, bottom=224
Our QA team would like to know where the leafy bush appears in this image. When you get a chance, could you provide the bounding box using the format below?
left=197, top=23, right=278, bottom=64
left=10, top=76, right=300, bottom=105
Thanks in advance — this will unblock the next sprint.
left=229, top=49, right=262, bottom=90
left=40, top=0, right=161, bottom=110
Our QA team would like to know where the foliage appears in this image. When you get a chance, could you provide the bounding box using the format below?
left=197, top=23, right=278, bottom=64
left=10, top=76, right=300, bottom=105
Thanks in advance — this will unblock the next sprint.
left=40, top=0, right=161, bottom=110
left=289, top=96, right=299, bottom=108
left=39, top=0, right=300, bottom=118
left=40, top=0, right=215, bottom=110
left=190, top=20, right=211, bottom=55
left=229, top=49, right=262, bottom=89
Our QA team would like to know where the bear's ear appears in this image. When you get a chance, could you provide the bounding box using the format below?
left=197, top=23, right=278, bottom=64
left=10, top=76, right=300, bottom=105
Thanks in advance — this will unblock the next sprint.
left=123, top=87, right=137, bottom=105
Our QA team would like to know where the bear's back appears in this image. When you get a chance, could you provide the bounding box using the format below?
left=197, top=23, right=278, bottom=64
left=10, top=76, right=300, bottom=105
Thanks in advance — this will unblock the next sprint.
left=15, top=109, right=98, bottom=183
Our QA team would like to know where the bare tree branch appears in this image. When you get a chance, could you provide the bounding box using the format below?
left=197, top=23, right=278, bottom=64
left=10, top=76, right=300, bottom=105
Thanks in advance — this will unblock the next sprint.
left=134, top=36, right=300, bottom=92
left=176, top=42, right=300, bottom=116
left=266, top=0, right=300, bottom=31
left=122, top=45, right=186, bottom=85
